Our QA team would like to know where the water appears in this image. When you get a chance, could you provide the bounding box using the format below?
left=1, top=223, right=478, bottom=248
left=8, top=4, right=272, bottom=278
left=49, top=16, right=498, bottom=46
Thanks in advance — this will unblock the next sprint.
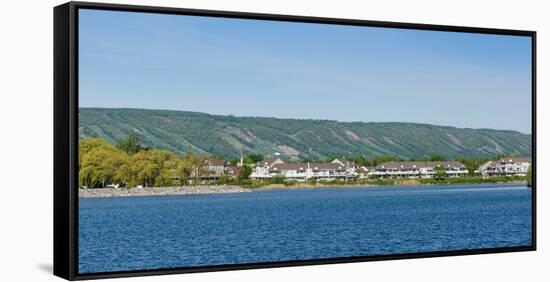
left=79, top=184, right=532, bottom=274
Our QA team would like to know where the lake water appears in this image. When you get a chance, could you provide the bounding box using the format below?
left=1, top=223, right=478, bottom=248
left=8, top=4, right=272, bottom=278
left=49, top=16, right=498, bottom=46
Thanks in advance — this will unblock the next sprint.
left=79, top=184, right=532, bottom=274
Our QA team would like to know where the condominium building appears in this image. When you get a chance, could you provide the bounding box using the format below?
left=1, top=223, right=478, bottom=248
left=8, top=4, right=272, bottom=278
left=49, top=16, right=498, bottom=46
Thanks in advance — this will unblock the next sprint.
left=479, top=157, right=531, bottom=177
left=370, top=161, right=468, bottom=178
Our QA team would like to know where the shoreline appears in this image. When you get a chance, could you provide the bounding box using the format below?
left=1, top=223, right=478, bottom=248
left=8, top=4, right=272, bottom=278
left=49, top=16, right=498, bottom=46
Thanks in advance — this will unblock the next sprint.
left=255, top=180, right=527, bottom=191
left=79, top=185, right=251, bottom=198
left=79, top=181, right=528, bottom=198
left=256, top=183, right=376, bottom=190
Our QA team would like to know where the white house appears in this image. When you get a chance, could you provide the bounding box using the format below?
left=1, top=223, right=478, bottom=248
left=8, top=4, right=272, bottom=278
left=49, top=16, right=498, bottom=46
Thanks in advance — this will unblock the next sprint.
left=370, top=161, right=468, bottom=179
left=356, top=166, right=374, bottom=179
left=309, top=162, right=349, bottom=180
left=479, top=157, right=531, bottom=177
left=251, top=157, right=286, bottom=180
left=269, top=163, right=309, bottom=180
left=250, top=158, right=357, bottom=181
left=204, top=157, right=227, bottom=180
left=331, top=158, right=357, bottom=178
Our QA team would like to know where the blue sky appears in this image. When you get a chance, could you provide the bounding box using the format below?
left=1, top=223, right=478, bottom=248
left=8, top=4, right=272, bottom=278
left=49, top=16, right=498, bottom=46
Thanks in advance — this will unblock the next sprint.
left=79, top=9, right=532, bottom=133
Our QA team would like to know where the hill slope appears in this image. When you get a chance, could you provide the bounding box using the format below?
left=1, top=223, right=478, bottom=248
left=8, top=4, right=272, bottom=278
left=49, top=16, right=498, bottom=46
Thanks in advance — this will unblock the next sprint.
left=79, top=108, right=532, bottom=160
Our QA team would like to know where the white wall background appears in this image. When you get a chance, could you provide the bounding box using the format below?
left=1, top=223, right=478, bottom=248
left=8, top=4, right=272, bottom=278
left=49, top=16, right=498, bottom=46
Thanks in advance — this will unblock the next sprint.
left=0, top=0, right=547, bottom=281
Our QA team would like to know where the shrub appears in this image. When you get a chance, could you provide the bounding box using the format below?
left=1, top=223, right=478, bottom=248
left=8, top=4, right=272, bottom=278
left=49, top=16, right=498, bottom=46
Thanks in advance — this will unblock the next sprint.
left=270, top=175, right=285, bottom=184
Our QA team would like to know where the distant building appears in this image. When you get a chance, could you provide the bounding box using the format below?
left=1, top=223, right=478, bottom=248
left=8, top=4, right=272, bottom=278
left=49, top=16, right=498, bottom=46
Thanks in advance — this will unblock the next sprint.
left=225, top=165, right=242, bottom=178
left=250, top=158, right=356, bottom=181
left=204, top=157, right=227, bottom=180
left=260, top=157, right=286, bottom=167
left=370, top=161, right=468, bottom=179
left=309, top=162, right=351, bottom=180
left=331, top=158, right=357, bottom=178
left=479, top=157, right=531, bottom=177
left=357, top=166, right=374, bottom=179
left=269, top=163, right=309, bottom=180
left=251, top=157, right=286, bottom=180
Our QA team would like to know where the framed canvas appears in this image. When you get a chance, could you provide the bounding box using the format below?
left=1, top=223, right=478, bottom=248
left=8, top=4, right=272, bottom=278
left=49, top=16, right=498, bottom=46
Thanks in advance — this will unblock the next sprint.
left=54, top=1, right=536, bottom=280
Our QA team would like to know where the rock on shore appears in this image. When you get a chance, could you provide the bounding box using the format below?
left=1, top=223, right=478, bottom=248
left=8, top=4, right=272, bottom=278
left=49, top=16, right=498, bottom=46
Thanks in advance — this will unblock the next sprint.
left=79, top=185, right=250, bottom=198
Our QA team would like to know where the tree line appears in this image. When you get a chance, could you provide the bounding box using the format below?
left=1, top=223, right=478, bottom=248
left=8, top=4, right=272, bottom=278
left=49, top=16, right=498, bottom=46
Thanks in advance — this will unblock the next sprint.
left=79, top=135, right=210, bottom=188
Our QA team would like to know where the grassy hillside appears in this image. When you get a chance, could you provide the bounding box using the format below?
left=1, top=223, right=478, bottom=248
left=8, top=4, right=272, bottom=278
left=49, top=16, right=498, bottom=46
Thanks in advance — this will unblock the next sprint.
left=79, top=107, right=532, bottom=160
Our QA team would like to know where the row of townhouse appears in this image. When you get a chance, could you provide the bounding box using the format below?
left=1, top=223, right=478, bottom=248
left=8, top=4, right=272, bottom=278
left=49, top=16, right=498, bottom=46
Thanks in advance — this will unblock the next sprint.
left=251, top=158, right=356, bottom=181
left=252, top=158, right=469, bottom=180
left=478, top=157, right=532, bottom=177
left=365, top=161, right=469, bottom=179
left=204, top=155, right=531, bottom=181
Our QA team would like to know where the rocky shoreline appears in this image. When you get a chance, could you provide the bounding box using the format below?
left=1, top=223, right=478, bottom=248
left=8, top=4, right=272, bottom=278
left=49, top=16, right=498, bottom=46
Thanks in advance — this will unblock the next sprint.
left=79, top=185, right=251, bottom=198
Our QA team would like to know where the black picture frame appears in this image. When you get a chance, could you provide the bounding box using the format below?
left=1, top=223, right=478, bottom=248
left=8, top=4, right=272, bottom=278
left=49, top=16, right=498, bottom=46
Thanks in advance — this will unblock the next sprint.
left=54, top=1, right=537, bottom=280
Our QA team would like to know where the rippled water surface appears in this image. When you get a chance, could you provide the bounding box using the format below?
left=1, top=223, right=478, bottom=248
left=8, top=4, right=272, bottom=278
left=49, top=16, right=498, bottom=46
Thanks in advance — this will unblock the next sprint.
left=79, top=184, right=532, bottom=274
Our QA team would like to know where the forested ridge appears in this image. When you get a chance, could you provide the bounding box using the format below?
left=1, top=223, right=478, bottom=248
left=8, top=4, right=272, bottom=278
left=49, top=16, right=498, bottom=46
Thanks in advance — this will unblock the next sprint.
left=79, top=107, right=532, bottom=160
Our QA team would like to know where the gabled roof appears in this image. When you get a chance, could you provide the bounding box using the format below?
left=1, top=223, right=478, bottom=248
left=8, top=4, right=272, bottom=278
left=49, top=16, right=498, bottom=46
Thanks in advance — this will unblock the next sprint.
left=331, top=158, right=355, bottom=167
left=206, top=157, right=226, bottom=166
left=310, top=162, right=345, bottom=170
left=225, top=165, right=242, bottom=176
left=270, top=163, right=307, bottom=171
left=359, top=166, right=374, bottom=172
left=260, top=157, right=285, bottom=167
left=376, top=161, right=465, bottom=170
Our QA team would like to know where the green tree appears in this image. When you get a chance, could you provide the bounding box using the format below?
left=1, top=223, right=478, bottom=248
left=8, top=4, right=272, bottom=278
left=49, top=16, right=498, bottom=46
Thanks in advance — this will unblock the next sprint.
left=350, top=156, right=369, bottom=167
left=270, top=175, right=285, bottom=184
left=241, top=156, right=254, bottom=165
left=247, top=154, right=264, bottom=163
left=131, top=150, right=160, bottom=187
left=228, top=158, right=240, bottom=166
left=176, top=154, right=193, bottom=186
left=300, top=157, right=316, bottom=163
left=154, top=151, right=179, bottom=187
left=324, top=156, right=337, bottom=163
left=238, top=165, right=253, bottom=180
left=429, top=154, right=447, bottom=161
left=434, top=165, right=447, bottom=180
left=117, top=133, right=142, bottom=154
left=79, top=138, right=129, bottom=188
left=370, top=155, right=400, bottom=167
left=216, top=174, right=228, bottom=185
left=184, top=151, right=208, bottom=185
left=113, top=163, right=135, bottom=188
left=456, top=157, right=488, bottom=177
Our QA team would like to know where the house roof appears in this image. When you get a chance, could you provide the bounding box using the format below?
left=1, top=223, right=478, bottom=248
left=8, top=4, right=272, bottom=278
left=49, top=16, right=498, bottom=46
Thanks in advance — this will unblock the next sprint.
left=270, top=163, right=308, bottom=171
left=206, top=157, right=226, bottom=166
left=225, top=166, right=242, bottom=176
left=480, top=161, right=496, bottom=169
left=331, top=158, right=355, bottom=167
left=376, top=161, right=424, bottom=170
left=269, top=162, right=348, bottom=171
left=359, top=166, right=374, bottom=172
left=260, top=157, right=285, bottom=167
left=376, top=161, right=465, bottom=170
left=310, top=162, right=345, bottom=170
